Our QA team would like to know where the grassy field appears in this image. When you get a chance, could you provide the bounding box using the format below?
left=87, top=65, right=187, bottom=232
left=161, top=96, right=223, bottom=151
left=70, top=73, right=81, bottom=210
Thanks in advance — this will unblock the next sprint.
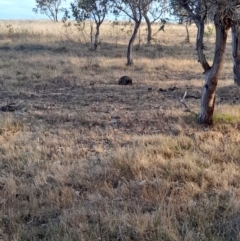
left=1, top=20, right=240, bottom=241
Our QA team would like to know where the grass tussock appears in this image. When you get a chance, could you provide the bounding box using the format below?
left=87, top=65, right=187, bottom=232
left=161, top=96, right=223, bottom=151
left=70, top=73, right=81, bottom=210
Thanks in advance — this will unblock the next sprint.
left=0, top=20, right=239, bottom=240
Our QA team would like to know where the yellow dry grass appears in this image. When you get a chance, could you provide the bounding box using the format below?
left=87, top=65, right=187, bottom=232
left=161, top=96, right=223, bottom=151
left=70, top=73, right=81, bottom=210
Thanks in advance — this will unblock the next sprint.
left=0, top=20, right=240, bottom=241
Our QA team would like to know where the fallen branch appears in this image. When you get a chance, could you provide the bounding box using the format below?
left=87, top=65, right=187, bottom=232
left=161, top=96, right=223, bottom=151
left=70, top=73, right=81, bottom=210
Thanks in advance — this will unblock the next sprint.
left=185, top=95, right=201, bottom=99
left=180, top=91, right=191, bottom=112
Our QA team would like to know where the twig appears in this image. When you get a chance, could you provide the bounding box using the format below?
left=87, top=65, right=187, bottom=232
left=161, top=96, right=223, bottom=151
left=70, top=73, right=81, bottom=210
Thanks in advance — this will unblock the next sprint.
left=180, top=91, right=198, bottom=116
left=180, top=91, right=191, bottom=112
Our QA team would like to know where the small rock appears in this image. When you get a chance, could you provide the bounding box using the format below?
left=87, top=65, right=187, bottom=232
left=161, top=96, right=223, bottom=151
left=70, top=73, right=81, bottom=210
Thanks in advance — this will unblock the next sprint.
left=159, top=88, right=167, bottom=92
left=75, top=191, right=80, bottom=196
left=168, top=86, right=178, bottom=91
left=139, top=180, right=147, bottom=186
left=53, top=161, right=62, bottom=165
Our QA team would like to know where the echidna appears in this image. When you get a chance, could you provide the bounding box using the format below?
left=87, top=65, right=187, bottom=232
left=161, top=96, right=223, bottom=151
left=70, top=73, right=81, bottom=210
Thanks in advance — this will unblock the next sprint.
left=118, top=76, right=133, bottom=85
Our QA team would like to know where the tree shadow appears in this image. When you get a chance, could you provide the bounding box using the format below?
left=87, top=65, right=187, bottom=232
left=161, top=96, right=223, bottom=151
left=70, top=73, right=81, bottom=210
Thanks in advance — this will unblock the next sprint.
left=217, top=84, right=240, bottom=105
left=0, top=40, right=198, bottom=60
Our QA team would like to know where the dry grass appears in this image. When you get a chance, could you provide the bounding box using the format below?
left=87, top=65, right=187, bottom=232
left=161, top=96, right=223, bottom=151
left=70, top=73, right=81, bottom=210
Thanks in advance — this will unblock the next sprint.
left=0, top=20, right=240, bottom=241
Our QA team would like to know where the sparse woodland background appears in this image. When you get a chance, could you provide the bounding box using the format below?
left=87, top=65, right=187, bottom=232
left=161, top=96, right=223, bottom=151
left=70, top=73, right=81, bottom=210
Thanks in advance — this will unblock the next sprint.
left=0, top=15, right=240, bottom=241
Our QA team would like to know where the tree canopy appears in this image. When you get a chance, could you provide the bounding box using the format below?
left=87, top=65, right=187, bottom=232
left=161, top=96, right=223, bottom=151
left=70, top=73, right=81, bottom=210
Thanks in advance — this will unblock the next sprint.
left=33, top=0, right=66, bottom=22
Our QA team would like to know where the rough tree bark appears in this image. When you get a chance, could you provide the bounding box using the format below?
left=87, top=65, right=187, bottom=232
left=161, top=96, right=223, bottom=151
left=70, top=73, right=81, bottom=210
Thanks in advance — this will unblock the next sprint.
left=198, top=14, right=230, bottom=124
left=127, top=20, right=141, bottom=66
left=232, top=23, right=240, bottom=85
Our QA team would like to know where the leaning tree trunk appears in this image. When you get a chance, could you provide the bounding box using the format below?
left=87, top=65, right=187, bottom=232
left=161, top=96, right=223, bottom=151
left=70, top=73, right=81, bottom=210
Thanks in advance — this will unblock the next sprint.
left=198, top=18, right=229, bottom=125
left=127, top=21, right=141, bottom=66
left=94, top=23, right=100, bottom=51
left=232, top=23, right=240, bottom=85
left=143, top=14, right=152, bottom=44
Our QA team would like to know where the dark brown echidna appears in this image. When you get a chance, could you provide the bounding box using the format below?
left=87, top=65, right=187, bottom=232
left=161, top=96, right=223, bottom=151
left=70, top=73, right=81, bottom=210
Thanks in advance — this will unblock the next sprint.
left=118, top=76, right=132, bottom=85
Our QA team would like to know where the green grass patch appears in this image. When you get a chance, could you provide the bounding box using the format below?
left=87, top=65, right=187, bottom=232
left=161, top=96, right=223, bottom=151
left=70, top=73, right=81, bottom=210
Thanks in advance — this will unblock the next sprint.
left=213, top=113, right=240, bottom=123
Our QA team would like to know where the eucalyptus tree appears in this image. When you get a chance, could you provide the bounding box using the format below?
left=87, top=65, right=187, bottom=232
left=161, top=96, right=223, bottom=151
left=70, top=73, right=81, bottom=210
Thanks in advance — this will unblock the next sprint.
left=143, top=0, right=168, bottom=44
left=170, top=0, right=192, bottom=42
left=69, top=0, right=108, bottom=50
left=113, top=0, right=155, bottom=65
left=33, top=0, right=66, bottom=22
left=175, top=0, right=240, bottom=125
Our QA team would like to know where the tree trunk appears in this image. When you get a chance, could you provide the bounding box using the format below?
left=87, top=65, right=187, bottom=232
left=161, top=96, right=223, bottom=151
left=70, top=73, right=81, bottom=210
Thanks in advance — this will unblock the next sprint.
left=198, top=18, right=229, bottom=125
left=232, top=23, right=240, bottom=86
left=179, top=17, right=183, bottom=24
left=90, top=22, right=93, bottom=45
left=127, top=21, right=141, bottom=66
left=143, top=13, right=152, bottom=44
left=54, top=8, right=58, bottom=22
left=196, top=21, right=210, bottom=71
left=185, top=22, right=190, bottom=43
left=94, top=24, right=100, bottom=51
